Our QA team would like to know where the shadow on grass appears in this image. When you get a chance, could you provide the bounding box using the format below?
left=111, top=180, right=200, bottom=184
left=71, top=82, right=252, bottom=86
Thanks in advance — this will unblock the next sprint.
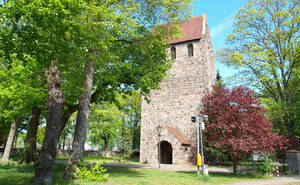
left=0, top=162, right=76, bottom=185
left=105, top=166, right=146, bottom=178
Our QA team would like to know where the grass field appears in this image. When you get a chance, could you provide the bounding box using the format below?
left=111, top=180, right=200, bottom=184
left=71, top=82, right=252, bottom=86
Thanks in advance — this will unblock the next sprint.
left=0, top=161, right=269, bottom=185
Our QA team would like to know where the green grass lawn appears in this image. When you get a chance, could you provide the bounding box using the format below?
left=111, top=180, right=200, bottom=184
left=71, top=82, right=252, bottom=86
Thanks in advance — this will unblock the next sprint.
left=0, top=161, right=269, bottom=185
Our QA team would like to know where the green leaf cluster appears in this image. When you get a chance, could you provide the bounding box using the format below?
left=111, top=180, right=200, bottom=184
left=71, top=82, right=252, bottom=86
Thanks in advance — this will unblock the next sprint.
left=74, top=160, right=109, bottom=182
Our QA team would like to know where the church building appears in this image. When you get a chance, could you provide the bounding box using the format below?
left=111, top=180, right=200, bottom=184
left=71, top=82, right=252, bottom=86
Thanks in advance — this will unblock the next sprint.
left=140, top=14, right=215, bottom=165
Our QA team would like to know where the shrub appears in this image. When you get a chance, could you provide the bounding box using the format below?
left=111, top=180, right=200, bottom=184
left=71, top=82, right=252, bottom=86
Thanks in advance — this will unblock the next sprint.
left=257, top=157, right=276, bottom=175
left=74, top=160, right=109, bottom=182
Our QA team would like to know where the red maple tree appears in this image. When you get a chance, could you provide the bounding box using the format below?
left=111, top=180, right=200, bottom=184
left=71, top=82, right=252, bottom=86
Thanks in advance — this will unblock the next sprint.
left=201, top=86, right=287, bottom=173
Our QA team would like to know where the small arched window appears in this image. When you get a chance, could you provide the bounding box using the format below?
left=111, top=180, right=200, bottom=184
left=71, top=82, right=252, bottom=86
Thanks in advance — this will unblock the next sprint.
left=188, top=44, right=193, bottom=57
left=171, top=47, right=176, bottom=59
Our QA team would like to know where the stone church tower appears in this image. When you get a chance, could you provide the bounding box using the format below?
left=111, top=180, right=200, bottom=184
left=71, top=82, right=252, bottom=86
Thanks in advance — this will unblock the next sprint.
left=140, top=14, right=215, bottom=165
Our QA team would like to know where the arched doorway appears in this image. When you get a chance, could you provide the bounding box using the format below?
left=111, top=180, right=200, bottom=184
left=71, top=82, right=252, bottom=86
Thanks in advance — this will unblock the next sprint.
left=159, top=141, right=172, bottom=164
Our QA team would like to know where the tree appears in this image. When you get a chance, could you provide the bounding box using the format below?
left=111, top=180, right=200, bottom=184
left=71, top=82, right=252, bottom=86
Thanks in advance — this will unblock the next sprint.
left=0, top=1, right=86, bottom=183
left=63, top=0, right=192, bottom=178
left=116, top=91, right=141, bottom=151
left=1, top=117, right=22, bottom=162
left=291, top=65, right=300, bottom=140
left=201, top=86, right=287, bottom=173
left=20, top=107, right=42, bottom=163
left=0, top=118, right=10, bottom=147
left=217, top=0, right=300, bottom=148
left=88, top=91, right=141, bottom=154
left=88, top=102, right=124, bottom=150
left=0, top=56, right=46, bottom=162
left=215, top=69, right=224, bottom=87
left=0, top=0, right=192, bottom=183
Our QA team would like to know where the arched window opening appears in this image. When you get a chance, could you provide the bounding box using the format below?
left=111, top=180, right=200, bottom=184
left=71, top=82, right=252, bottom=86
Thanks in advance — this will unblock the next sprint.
left=171, top=47, right=176, bottom=59
left=188, top=44, right=193, bottom=57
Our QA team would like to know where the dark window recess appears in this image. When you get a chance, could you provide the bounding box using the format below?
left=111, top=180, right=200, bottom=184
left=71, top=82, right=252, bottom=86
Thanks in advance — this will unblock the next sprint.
left=188, top=44, right=193, bottom=57
left=171, top=47, right=176, bottom=59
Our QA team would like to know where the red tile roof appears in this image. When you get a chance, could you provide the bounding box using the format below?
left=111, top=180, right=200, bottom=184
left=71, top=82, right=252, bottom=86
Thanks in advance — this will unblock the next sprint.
left=166, top=125, right=191, bottom=145
left=169, top=15, right=205, bottom=44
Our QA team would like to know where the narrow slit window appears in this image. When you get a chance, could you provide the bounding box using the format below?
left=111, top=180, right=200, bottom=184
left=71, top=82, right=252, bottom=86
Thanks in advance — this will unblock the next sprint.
left=171, top=47, right=176, bottom=59
left=188, top=44, right=193, bottom=57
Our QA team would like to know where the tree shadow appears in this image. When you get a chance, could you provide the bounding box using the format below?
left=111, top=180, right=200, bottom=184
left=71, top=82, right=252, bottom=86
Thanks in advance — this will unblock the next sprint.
left=105, top=166, right=146, bottom=178
left=0, top=162, right=75, bottom=185
left=0, top=163, right=34, bottom=185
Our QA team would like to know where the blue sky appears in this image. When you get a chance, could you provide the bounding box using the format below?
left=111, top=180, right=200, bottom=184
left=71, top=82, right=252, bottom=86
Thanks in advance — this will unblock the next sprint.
left=191, top=0, right=246, bottom=80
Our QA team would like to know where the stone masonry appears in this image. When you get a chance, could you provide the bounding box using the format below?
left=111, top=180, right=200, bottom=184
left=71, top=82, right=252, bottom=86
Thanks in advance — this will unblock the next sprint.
left=140, top=14, right=215, bottom=165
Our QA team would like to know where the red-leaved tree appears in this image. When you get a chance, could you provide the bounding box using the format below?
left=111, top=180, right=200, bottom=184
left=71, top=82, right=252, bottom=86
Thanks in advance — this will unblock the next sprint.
left=202, top=86, right=287, bottom=173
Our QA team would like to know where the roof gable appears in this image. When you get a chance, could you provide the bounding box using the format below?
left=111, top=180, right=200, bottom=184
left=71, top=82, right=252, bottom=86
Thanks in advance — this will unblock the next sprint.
left=169, top=15, right=206, bottom=44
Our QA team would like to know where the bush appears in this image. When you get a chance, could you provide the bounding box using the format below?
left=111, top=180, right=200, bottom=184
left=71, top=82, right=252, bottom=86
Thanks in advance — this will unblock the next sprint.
left=257, top=157, right=276, bottom=175
left=74, top=160, right=109, bottom=182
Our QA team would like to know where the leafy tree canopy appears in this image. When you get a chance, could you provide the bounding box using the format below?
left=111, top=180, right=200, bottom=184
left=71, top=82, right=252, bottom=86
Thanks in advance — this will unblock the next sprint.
left=216, top=0, right=300, bottom=148
left=202, top=85, right=287, bottom=173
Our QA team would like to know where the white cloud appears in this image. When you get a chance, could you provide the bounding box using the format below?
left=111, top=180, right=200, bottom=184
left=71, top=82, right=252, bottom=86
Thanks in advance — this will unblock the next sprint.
left=210, top=14, right=234, bottom=39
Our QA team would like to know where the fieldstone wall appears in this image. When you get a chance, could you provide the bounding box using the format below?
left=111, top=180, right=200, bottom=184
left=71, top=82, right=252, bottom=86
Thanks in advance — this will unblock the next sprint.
left=140, top=21, right=215, bottom=165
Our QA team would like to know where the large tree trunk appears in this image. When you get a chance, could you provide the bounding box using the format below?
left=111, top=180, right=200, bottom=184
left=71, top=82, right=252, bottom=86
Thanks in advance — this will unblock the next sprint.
left=1, top=117, right=21, bottom=162
left=63, top=58, right=94, bottom=178
left=20, top=107, right=41, bottom=164
left=32, top=61, right=64, bottom=185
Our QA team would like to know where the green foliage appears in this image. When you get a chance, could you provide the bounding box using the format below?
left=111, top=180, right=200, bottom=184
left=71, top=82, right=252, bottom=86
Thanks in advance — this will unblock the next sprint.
left=88, top=102, right=124, bottom=150
left=256, top=157, right=276, bottom=175
left=217, top=0, right=300, bottom=147
left=205, top=146, right=229, bottom=165
left=15, top=133, right=26, bottom=148
left=88, top=91, right=141, bottom=153
left=0, top=0, right=193, bottom=181
left=74, top=161, right=109, bottom=182
left=36, top=126, right=45, bottom=145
